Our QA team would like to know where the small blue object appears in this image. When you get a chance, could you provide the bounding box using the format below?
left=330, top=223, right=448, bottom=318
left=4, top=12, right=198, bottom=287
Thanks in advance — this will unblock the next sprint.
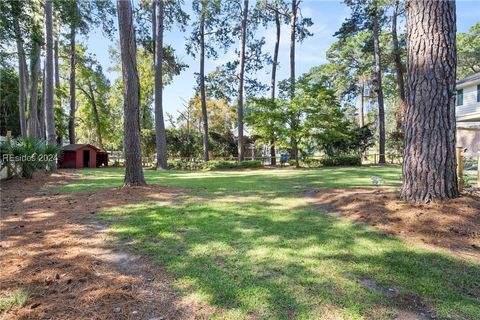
left=280, top=154, right=290, bottom=163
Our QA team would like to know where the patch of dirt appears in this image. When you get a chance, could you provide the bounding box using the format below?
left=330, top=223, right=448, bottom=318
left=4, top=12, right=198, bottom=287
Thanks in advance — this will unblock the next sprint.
left=308, top=188, right=480, bottom=259
left=0, top=170, right=213, bottom=319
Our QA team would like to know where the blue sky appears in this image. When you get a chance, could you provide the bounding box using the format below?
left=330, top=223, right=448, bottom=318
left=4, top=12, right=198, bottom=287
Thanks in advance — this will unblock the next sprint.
left=86, top=0, right=480, bottom=118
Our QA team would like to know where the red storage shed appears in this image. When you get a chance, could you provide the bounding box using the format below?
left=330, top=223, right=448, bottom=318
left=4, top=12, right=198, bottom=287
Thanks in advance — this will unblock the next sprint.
left=58, top=144, right=107, bottom=169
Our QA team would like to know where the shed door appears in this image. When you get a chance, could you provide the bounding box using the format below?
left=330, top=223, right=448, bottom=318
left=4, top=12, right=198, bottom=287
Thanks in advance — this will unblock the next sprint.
left=83, top=150, right=90, bottom=167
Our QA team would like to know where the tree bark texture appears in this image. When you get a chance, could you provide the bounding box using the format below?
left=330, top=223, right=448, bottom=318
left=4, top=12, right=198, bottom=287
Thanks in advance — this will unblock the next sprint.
left=45, top=0, right=57, bottom=145
left=401, top=0, right=459, bottom=203
left=199, top=9, right=209, bottom=162
left=69, top=24, right=77, bottom=144
left=237, top=0, right=248, bottom=161
left=154, top=0, right=168, bottom=169
left=14, top=19, right=27, bottom=137
left=40, top=62, right=46, bottom=139
left=392, top=0, right=406, bottom=131
left=54, top=39, right=60, bottom=89
left=372, top=6, right=386, bottom=164
left=118, top=0, right=146, bottom=186
left=28, top=41, right=41, bottom=139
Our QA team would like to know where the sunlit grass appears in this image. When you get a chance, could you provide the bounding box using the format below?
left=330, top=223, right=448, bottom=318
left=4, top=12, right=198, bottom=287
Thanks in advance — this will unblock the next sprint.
left=0, top=289, right=29, bottom=312
left=60, top=166, right=480, bottom=319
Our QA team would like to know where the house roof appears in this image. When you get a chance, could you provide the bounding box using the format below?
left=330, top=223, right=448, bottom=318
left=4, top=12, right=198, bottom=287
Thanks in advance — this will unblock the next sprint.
left=456, top=72, right=480, bottom=88
left=61, top=144, right=100, bottom=151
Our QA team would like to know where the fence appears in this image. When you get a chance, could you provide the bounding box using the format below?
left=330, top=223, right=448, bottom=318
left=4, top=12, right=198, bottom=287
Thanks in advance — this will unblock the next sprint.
left=105, top=152, right=404, bottom=167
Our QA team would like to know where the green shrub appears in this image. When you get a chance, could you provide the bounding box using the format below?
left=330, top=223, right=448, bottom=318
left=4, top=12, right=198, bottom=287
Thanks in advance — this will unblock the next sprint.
left=0, top=137, right=60, bottom=178
left=301, top=158, right=321, bottom=168
left=319, top=155, right=361, bottom=167
left=167, top=160, right=263, bottom=170
left=237, top=160, right=263, bottom=169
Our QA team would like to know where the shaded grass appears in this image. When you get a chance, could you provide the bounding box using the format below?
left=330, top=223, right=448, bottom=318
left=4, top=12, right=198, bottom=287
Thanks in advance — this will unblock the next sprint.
left=60, top=166, right=480, bottom=319
left=0, top=289, right=29, bottom=312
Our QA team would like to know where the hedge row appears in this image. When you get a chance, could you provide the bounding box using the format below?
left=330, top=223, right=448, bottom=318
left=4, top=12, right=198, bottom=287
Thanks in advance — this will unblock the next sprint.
left=167, top=160, right=263, bottom=170
left=318, top=155, right=362, bottom=166
left=301, top=155, right=361, bottom=167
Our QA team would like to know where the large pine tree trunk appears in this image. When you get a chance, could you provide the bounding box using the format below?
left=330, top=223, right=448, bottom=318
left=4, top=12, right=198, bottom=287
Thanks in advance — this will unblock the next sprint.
left=372, top=6, right=386, bottom=164
left=118, top=0, right=146, bottom=185
left=14, top=19, right=27, bottom=137
left=27, top=41, right=41, bottom=139
left=154, top=0, right=168, bottom=169
left=269, top=8, right=281, bottom=166
left=199, top=12, right=209, bottom=162
left=392, top=0, right=406, bottom=131
left=237, top=0, right=248, bottom=162
left=45, top=0, right=57, bottom=146
left=401, top=0, right=458, bottom=203
left=69, top=24, right=76, bottom=144
left=290, top=0, right=299, bottom=168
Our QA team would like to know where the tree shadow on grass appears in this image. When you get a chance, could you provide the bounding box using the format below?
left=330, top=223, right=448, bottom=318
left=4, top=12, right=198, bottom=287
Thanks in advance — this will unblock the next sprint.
left=100, top=199, right=480, bottom=319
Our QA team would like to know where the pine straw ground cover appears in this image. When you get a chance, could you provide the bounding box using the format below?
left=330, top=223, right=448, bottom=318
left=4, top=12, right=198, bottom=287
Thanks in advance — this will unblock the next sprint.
left=1, top=166, right=479, bottom=319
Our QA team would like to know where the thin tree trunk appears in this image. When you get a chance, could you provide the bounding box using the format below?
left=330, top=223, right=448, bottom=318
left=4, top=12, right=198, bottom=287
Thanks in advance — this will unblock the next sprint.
left=88, top=82, right=104, bottom=150
left=237, top=0, right=248, bottom=161
left=117, top=0, right=146, bottom=185
left=372, top=6, right=386, bottom=164
left=199, top=9, right=209, bottom=162
left=45, top=0, right=57, bottom=146
left=154, top=0, right=168, bottom=169
left=14, top=19, right=27, bottom=137
left=152, top=1, right=156, bottom=55
left=290, top=0, right=299, bottom=168
left=392, top=0, right=406, bottom=132
left=69, top=24, right=76, bottom=144
left=359, top=83, right=365, bottom=127
left=271, top=9, right=280, bottom=101
left=401, top=0, right=458, bottom=203
left=28, top=41, right=41, bottom=139
left=54, top=39, right=60, bottom=89
left=269, top=8, right=281, bottom=166
left=40, top=62, right=46, bottom=139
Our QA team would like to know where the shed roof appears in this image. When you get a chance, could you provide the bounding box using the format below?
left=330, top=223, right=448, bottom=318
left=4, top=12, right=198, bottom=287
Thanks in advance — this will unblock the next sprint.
left=61, top=144, right=99, bottom=152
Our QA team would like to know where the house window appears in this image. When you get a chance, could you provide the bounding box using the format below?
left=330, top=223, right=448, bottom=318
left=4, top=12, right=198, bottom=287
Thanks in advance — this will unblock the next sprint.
left=456, top=89, right=463, bottom=106
left=477, top=85, right=480, bottom=103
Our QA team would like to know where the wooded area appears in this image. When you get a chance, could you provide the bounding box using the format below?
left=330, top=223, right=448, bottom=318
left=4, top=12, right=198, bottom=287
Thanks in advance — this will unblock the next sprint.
left=1, top=0, right=478, bottom=199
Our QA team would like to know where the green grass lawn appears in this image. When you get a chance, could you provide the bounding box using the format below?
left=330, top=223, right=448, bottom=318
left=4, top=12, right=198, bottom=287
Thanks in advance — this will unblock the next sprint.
left=60, top=167, right=480, bottom=319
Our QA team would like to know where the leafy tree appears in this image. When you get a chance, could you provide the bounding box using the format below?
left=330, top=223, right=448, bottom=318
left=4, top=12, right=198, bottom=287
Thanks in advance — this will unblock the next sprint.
left=187, top=95, right=237, bottom=134
left=245, top=97, right=283, bottom=164
left=254, top=0, right=289, bottom=164
left=187, top=0, right=233, bottom=161
left=54, top=0, right=116, bottom=144
left=286, top=0, right=313, bottom=166
left=0, top=0, right=35, bottom=136
left=457, top=22, right=480, bottom=78
left=0, top=66, right=20, bottom=136
left=335, top=0, right=388, bottom=164
left=75, top=47, right=111, bottom=150
left=166, top=127, right=203, bottom=159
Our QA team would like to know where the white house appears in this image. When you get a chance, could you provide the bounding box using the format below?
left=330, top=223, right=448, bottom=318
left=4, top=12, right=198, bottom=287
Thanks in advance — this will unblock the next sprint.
left=456, top=72, right=480, bottom=158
